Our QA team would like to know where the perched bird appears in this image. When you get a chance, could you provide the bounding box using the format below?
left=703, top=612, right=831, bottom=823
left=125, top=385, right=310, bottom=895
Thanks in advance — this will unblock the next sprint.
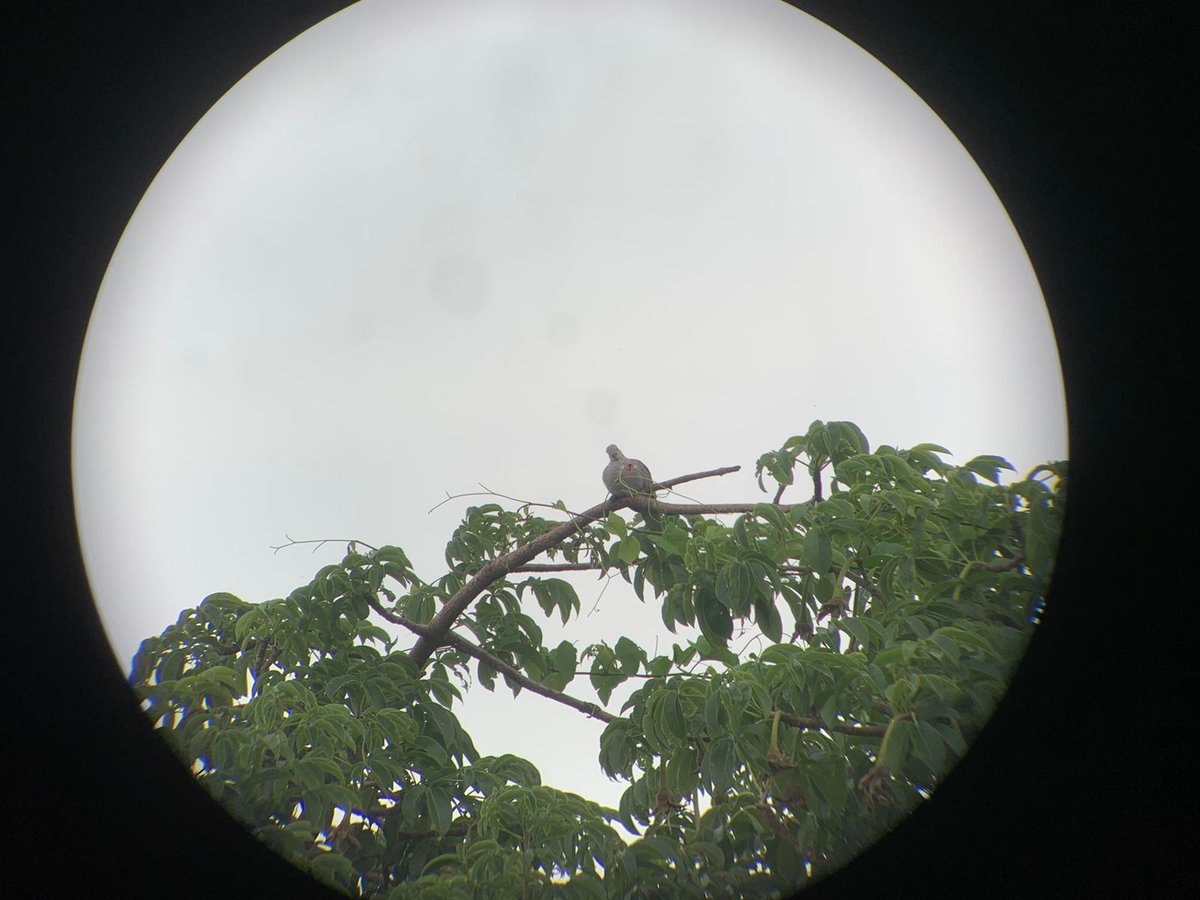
left=603, top=444, right=662, bottom=529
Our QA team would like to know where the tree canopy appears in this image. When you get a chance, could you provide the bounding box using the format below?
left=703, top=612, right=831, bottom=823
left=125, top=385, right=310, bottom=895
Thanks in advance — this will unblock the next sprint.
left=131, top=421, right=1065, bottom=897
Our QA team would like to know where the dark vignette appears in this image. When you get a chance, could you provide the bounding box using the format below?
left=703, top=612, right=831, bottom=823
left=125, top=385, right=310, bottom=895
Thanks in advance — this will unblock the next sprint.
left=5, top=1, right=1192, bottom=896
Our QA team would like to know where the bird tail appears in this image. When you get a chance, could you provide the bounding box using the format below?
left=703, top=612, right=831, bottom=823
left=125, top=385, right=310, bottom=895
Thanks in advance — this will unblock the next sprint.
left=641, top=496, right=665, bottom=532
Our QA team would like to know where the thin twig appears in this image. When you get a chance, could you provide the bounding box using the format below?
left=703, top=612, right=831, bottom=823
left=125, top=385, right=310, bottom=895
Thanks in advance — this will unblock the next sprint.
left=661, top=486, right=704, bottom=505
left=428, top=484, right=591, bottom=520
left=587, top=574, right=614, bottom=616
left=270, top=535, right=380, bottom=555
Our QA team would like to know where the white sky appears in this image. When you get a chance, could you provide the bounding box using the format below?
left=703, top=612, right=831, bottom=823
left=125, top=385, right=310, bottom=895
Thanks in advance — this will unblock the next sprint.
left=73, top=0, right=1066, bottom=814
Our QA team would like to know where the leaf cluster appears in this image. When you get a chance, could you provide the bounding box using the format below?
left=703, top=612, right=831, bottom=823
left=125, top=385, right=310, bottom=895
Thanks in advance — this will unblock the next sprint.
left=130, top=421, right=1065, bottom=896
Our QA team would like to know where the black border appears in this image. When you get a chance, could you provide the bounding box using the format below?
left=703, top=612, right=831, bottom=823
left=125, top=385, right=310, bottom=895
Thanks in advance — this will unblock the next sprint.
left=6, top=2, right=1192, bottom=896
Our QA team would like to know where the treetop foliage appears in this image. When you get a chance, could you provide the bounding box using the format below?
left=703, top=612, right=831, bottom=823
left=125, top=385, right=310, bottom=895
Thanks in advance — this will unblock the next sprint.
left=131, top=420, right=1065, bottom=897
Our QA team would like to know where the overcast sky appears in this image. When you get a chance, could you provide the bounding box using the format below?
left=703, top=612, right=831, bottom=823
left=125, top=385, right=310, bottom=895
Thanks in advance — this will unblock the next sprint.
left=73, top=0, right=1066, bottom=814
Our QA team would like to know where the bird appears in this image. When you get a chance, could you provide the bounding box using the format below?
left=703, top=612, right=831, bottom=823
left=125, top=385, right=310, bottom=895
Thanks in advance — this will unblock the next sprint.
left=603, top=444, right=663, bottom=529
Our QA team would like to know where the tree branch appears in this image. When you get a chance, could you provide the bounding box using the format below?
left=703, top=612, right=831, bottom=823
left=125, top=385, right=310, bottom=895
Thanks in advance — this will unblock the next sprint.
left=649, top=465, right=742, bottom=491
left=406, top=465, right=742, bottom=670
left=978, top=553, right=1025, bottom=572
left=365, top=595, right=617, bottom=722
left=429, top=483, right=591, bottom=520
left=439, top=632, right=616, bottom=723
left=845, top=567, right=885, bottom=605
left=270, top=534, right=380, bottom=555
left=776, top=711, right=887, bottom=738
left=632, top=496, right=814, bottom=517
left=514, top=562, right=599, bottom=573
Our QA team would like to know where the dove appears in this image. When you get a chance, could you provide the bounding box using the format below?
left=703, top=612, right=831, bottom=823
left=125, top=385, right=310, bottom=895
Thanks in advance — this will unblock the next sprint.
left=604, top=445, right=662, bottom=529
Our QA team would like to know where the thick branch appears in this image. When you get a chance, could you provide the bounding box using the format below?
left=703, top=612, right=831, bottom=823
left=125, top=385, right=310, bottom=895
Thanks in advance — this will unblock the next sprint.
left=439, top=632, right=615, bottom=722
left=845, top=568, right=885, bottom=604
left=978, top=553, right=1025, bottom=572
left=514, top=562, right=598, bottom=573
left=631, top=496, right=814, bottom=517
left=650, top=465, right=741, bottom=491
left=407, top=464, right=741, bottom=669
left=407, top=500, right=611, bottom=668
left=776, top=711, right=887, bottom=738
left=366, top=596, right=616, bottom=722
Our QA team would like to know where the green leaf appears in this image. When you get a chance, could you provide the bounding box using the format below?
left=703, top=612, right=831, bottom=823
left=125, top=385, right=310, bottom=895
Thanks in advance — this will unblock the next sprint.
left=827, top=420, right=870, bottom=456
left=320, top=783, right=362, bottom=816
left=363, top=677, right=388, bottom=710
left=883, top=718, right=914, bottom=772
left=665, top=744, right=700, bottom=795
left=672, top=643, right=697, bottom=667
left=308, top=851, right=358, bottom=889
left=617, top=789, right=642, bottom=837
left=753, top=503, right=791, bottom=534
left=348, top=592, right=370, bottom=620
left=695, top=635, right=739, bottom=667
left=913, top=719, right=946, bottom=771
left=426, top=674, right=460, bottom=707
left=617, top=535, right=641, bottom=566
left=660, top=691, right=688, bottom=741
left=963, top=454, right=1015, bottom=484
left=646, top=655, right=672, bottom=678
left=477, top=659, right=497, bottom=692
left=531, top=581, right=557, bottom=618
left=909, top=442, right=951, bottom=455
left=614, top=636, right=643, bottom=675
left=551, top=641, right=578, bottom=682
left=695, top=589, right=733, bottom=646
left=733, top=515, right=749, bottom=546
left=715, top=561, right=754, bottom=615
left=205, top=666, right=241, bottom=692
left=811, top=761, right=849, bottom=812
left=932, top=719, right=968, bottom=757
left=303, top=789, right=332, bottom=833
left=540, top=578, right=581, bottom=624
left=805, top=526, right=833, bottom=573
left=200, top=592, right=244, bottom=611
left=701, top=735, right=737, bottom=794
left=234, top=608, right=266, bottom=643
left=704, top=690, right=729, bottom=731
left=838, top=617, right=871, bottom=650
left=1024, top=499, right=1058, bottom=581
left=590, top=670, right=625, bottom=707
left=641, top=522, right=690, bottom=558
left=753, top=596, right=783, bottom=643
left=426, top=785, right=453, bottom=836
left=870, top=541, right=908, bottom=558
